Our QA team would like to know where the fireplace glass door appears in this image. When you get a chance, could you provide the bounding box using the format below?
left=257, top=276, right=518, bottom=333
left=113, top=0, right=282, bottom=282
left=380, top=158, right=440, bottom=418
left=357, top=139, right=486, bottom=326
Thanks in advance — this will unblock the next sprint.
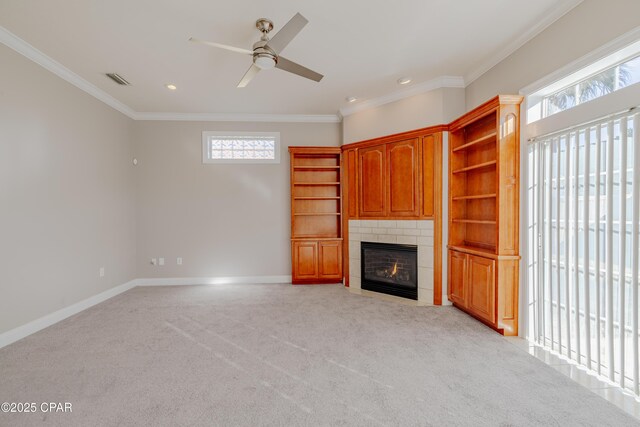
left=361, top=242, right=418, bottom=300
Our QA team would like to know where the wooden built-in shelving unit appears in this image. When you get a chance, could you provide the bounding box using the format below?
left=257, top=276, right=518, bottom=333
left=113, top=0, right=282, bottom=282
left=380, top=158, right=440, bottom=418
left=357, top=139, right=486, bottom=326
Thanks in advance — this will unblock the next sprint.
left=289, top=147, right=343, bottom=284
left=447, top=95, right=522, bottom=336
left=340, top=128, right=445, bottom=304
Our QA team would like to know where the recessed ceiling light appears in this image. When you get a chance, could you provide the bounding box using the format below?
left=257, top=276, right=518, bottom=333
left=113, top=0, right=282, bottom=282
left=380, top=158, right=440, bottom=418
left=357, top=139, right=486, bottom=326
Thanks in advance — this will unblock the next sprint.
left=397, top=77, right=412, bottom=85
left=165, top=84, right=177, bottom=91
left=346, top=96, right=357, bottom=103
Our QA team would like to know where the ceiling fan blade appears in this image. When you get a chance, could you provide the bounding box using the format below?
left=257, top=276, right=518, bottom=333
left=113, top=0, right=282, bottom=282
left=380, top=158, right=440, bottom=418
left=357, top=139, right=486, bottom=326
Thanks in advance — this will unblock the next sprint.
left=275, top=56, right=323, bottom=82
left=189, top=37, right=253, bottom=55
left=265, top=13, right=308, bottom=54
left=237, top=64, right=261, bottom=88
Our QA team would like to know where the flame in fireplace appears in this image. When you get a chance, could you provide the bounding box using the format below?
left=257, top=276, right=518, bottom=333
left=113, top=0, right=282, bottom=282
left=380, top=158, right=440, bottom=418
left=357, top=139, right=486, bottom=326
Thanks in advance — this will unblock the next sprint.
left=390, top=261, right=398, bottom=277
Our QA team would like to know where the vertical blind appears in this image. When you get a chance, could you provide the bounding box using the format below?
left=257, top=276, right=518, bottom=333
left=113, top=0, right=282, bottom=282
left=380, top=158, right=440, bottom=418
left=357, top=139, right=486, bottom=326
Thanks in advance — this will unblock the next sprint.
left=528, top=108, right=640, bottom=397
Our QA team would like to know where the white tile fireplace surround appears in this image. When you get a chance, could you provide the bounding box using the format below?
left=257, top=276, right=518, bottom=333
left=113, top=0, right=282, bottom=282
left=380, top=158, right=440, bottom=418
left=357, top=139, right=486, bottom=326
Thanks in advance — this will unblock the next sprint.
left=348, top=220, right=434, bottom=304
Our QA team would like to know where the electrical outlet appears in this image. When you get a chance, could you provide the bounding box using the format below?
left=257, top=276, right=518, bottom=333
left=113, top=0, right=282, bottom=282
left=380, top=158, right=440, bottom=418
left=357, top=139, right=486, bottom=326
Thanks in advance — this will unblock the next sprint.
left=99, top=267, right=105, bottom=277
left=177, top=257, right=183, bottom=265
left=151, top=258, right=157, bottom=266
left=159, top=257, right=165, bottom=266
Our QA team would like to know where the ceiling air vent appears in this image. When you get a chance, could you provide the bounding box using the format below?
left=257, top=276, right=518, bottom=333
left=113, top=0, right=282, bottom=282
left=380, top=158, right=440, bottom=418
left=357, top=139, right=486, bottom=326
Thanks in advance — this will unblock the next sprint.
left=105, top=73, right=131, bottom=86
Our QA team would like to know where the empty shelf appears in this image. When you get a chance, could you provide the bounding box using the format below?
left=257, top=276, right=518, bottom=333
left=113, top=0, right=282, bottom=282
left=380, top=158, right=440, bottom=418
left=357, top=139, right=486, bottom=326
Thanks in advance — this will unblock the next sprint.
left=452, top=194, right=497, bottom=201
left=452, top=132, right=497, bottom=152
left=452, top=160, right=497, bottom=174
left=293, top=182, right=341, bottom=186
left=293, top=166, right=340, bottom=170
left=294, top=213, right=341, bottom=216
left=452, top=219, right=497, bottom=224
left=294, top=196, right=341, bottom=200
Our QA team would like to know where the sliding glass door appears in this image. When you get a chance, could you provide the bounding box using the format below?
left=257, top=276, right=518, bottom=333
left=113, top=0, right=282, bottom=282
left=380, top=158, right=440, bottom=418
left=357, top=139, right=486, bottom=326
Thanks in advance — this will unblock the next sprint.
left=527, top=109, right=640, bottom=397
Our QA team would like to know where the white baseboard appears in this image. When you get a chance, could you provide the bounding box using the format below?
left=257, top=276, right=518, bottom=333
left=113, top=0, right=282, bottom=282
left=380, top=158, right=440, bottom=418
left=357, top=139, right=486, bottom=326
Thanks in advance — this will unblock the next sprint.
left=0, top=275, right=300, bottom=349
left=135, top=275, right=292, bottom=286
left=0, top=279, right=137, bottom=349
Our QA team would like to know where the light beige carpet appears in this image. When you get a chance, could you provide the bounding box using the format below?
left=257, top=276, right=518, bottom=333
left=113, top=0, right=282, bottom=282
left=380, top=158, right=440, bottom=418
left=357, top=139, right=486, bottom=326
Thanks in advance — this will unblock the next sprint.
left=0, top=284, right=638, bottom=426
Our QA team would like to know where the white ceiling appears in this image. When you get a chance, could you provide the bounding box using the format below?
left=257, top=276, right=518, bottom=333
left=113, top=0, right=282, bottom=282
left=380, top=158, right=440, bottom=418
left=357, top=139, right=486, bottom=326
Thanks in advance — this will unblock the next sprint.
left=0, top=0, right=580, bottom=117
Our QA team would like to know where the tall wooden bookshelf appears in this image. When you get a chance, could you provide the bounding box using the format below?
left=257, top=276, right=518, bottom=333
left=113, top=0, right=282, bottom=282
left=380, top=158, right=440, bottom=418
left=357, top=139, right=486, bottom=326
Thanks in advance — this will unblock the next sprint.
left=448, top=95, right=522, bottom=335
left=289, top=147, right=343, bottom=284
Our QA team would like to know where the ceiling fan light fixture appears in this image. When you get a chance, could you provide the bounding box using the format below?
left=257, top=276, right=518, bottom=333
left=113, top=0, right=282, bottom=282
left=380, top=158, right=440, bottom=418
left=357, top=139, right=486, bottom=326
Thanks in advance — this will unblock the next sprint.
left=193, top=12, right=323, bottom=86
left=165, top=84, right=177, bottom=91
left=254, top=54, right=276, bottom=70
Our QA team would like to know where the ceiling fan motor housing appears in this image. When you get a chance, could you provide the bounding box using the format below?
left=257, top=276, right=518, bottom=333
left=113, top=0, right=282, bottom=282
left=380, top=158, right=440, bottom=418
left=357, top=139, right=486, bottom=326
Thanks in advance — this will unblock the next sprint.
left=252, top=39, right=277, bottom=69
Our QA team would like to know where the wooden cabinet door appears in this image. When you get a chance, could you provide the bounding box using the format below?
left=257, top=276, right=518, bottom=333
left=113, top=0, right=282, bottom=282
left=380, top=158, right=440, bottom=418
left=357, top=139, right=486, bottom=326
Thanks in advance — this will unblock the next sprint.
left=448, top=250, right=466, bottom=305
left=387, top=139, right=419, bottom=216
left=319, top=240, right=343, bottom=280
left=358, top=145, right=386, bottom=217
left=467, top=255, right=496, bottom=324
left=292, top=241, right=318, bottom=282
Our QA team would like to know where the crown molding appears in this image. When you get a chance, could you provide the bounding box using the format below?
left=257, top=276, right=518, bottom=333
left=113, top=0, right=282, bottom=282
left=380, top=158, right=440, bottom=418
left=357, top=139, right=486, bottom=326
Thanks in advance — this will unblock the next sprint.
left=339, top=75, right=465, bottom=117
left=132, top=112, right=342, bottom=123
left=0, top=0, right=582, bottom=125
left=0, top=25, right=340, bottom=124
left=0, top=25, right=138, bottom=119
left=464, top=0, right=583, bottom=86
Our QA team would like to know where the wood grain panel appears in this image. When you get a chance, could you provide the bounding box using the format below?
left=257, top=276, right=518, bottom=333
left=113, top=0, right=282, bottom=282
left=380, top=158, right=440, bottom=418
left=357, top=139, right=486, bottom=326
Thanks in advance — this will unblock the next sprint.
left=319, top=240, right=343, bottom=279
left=497, top=109, right=520, bottom=255
left=387, top=139, right=419, bottom=216
left=497, top=259, right=519, bottom=336
left=422, top=134, right=435, bottom=217
left=346, top=149, right=358, bottom=218
left=431, top=133, right=443, bottom=305
left=448, top=250, right=466, bottom=305
left=292, top=241, right=318, bottom=280
left=358, top=145, right=386, bottom=217
left=342, top=150, right=356, bottom=286
left=467, top=254, right=496, bottom=324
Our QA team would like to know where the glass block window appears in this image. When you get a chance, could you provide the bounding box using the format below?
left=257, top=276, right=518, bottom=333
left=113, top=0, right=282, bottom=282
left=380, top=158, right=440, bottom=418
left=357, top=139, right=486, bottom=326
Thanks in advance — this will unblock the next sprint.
left=202, top=132, right=280, bottom=164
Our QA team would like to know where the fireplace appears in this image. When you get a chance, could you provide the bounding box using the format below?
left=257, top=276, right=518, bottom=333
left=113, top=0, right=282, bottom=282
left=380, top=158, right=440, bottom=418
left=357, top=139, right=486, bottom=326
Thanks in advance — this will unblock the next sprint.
left=361, top=241, right=418, bottom=300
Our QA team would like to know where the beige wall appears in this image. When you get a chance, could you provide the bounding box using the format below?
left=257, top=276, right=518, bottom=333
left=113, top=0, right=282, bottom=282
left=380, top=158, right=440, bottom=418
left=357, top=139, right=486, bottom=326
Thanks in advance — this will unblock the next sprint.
left=0, top=44, right=137, bottom=334
left=342, top=88, right=465, bottom=144
left=466, top=0, right=640, bottom=110
left=133, top=121, right=341, bottom=279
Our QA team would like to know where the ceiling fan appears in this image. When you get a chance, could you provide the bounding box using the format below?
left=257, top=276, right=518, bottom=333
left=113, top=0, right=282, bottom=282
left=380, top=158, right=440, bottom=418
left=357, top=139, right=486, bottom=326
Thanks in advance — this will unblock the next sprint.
left=190, top=12, right=323, bottom=88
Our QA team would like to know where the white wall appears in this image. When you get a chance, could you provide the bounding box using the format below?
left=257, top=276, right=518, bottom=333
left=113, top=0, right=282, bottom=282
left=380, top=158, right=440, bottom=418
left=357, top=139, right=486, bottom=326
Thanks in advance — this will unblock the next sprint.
left=465, top=0, right=640, bottom=110
left=133, top=120, right=341, bottom=279
left=342, top=87, right=465, bottom=144
left=0, top=44, right=137, bottom=334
